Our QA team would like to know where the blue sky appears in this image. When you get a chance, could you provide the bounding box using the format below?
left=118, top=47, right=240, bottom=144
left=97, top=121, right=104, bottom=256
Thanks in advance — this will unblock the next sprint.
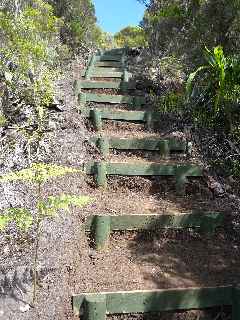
left=93, top=0, right=146, bottom=34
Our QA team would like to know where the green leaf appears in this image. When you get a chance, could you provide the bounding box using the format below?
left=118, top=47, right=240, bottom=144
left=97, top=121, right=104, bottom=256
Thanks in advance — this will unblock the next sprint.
left=0, top=208, right=33, bottom=232
left=0, top=163, right=81, bottom=184
left=37, top=194, right=91, bottom=217
left=186, top=65, right=208, bottom=97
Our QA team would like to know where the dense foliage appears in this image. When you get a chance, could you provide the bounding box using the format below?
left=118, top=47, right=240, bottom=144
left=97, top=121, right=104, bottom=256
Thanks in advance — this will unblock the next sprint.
left=0, top=0, right=108, bottom=128
left=138, top=0, right=240, bottom=131
left=187, top=46, right=240, bottom=131
left=49, top=0, right=109, bottom=49
left=140, top=0, right=240, bottom=62
left=0, top=0, right=60, bottom=124
left=114, top=26, right=147, bottom=47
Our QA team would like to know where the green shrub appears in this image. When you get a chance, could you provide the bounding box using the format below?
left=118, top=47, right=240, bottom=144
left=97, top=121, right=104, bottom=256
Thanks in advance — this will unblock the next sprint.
left=0, top=163, right=91, bottom=305
left=157, top=90, right=185, bottom=113
left=186, top=46, right=240, bottom=131
left=0, top=0, right=61, bottom=123
left=114, top=26, right=147, bottom=48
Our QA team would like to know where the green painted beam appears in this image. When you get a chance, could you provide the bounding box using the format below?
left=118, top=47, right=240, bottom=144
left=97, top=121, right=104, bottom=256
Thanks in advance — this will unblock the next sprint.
left=86, top=212, right=224, bottom=250
left=94, top=67, right=122, bottom=72
left=84, top=295, right=107, bottom=320
left=75, top=80, right=121, bottom=90
left=103, top=48, right=125, bottom=55
left=81, top=70, right=128, bottom=78
left=82, top=93, right=145, bottom=105
left=81, top=108, right=148, bottom=121
left=85, top=212, right=224, bottom=232
left=95, top=61, right=123, bottom=68
left=72, top=285, right=233, bottom=316
left=95, top=55, right=122, bottom=62
left=83, top=55, right=97, bottom=80
left=90, top=137, right=187, bottom=152
left=80, top=108, right=164, bottom=122
left=84, top=162, right=202, bottom=177
left=74, top=80, right=136, bottom=91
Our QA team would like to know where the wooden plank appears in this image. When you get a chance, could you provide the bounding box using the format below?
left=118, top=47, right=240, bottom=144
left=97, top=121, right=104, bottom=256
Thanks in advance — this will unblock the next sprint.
left=94, top=67, right=122, bottom=72
left=81, top=70, right=124, bottom=78
left=84, top=296, right=106, bottom=320
left=104, top=48, right=125, bottom=55
left=85, top=213, right=224, bottom=231
left=75, top=80, right=136, bottom=90
left=84, top=55, right=97, bottom=80
left=95, top=61, right=122, bottom=68
left=95, top=55, right=122, bottom=62
left=84, top=93, right=145, bottom=105
left=106, top=163, right=202, bottom=177
left=80, top=81, right=121, bottom=89
left=85, top=93, right=133, bottom=104
left=72, top=286, right=233, bottom=316
left=80, top=109, right=162, bottom=122
left=84, top=162, right=202, bottom=177
left=81, top=108, right=147, bottom=121
left=77, top=80, right=122, bottom=89
left=90, top=137, right=187, bottom=152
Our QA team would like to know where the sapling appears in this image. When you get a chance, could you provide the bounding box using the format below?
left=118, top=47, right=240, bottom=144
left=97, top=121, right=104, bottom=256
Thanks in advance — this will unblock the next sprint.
left=0, top=162, right=91, bottom=305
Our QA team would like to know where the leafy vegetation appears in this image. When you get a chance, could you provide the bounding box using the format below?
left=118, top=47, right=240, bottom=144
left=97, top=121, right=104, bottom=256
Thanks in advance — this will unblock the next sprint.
left=114, top=26, right=147, bottom=47
left=0, top=0, right=60, bottom=118
left=187, top=46, right=240, bottom=131
left=49, top=0, right=108, bottom=49
left=140, top=0, right=240, bottom=59
left=0, top=163, right=91, bottom=305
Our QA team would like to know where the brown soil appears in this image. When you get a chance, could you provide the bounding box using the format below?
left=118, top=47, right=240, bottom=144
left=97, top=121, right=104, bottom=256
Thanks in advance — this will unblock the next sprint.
left=102, top=121, right=158, bottom=138
left=83, top=175, right=230, bottom=216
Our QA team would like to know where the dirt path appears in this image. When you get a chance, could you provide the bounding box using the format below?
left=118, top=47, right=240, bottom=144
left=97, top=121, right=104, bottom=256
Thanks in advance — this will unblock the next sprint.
left=69, top=49, right=239, bottom=320
left=1, top=49, right=238, bottom=320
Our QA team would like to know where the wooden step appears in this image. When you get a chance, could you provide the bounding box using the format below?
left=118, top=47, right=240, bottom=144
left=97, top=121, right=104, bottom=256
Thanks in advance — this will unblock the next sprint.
left=79, top=92, right=146, bottom=105
left=84, top=161, right=202, bottom=194
left=94, top=67, right=122, bottom=72
left=103, top=48, right=125, bottom=55
left=80, top=108, right=161, bottom=131
left=85, top=212, right=224, bottom=250
left=95, top=61, right=123, bottom=68
left=90, top=136, right=187, bottom=157
left=85, top=162, right=202, bottom=177
left=81, top=108, right=152, bottom=121
left=73, top=285, right=235, bottom=317
left=95, top=54, right=122, bottom=62
left=74, top=79, right=136, bottom=90
left=81, top=70, right=129, bottom=78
